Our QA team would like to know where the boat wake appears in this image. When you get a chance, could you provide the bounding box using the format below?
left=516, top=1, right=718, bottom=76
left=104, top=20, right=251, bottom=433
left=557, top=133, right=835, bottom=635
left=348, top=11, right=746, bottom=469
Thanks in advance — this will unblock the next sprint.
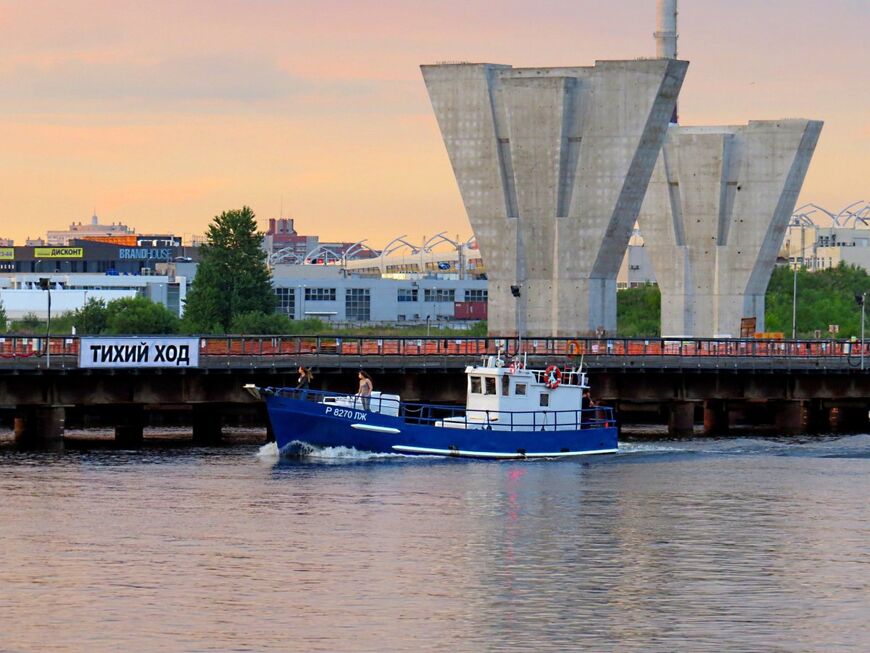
left=256, top=440, right=408, bottom=461
left=617, top=441, right=688, bottom=455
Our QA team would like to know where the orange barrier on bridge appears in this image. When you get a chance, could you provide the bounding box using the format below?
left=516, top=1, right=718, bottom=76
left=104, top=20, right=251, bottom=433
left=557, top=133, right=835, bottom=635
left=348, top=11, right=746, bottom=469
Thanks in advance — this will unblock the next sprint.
left=2, top=335, right=870, bottom=363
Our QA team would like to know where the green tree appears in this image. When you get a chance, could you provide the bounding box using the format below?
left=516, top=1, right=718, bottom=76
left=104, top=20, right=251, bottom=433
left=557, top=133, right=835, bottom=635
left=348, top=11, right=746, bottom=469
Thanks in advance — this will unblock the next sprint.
left=229, top=310, right=294, bottom=335
left=765, top=263, right=870, bottom=338
left=0, top=297, right=6, bottom=332
left=616, top=284, right=661, bottom=337
left=105, top=296, right=180, bottom=335
left=183, top=206, right=275, bottom=333
left=71, top=298, right=109, bottom=334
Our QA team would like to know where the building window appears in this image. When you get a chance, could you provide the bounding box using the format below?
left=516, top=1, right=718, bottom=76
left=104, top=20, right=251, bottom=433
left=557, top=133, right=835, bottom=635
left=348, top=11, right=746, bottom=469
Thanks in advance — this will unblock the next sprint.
left=424, top=288, right=455, bottom=302
left=398, top=288, right=418, bottom=302
left=304, top=287, right=336, bottom=301
left=345, top=288, right=370, bottom=321
left=275, top=287, right=295, bottom=318
left=464, top=289, right=488, bottom=302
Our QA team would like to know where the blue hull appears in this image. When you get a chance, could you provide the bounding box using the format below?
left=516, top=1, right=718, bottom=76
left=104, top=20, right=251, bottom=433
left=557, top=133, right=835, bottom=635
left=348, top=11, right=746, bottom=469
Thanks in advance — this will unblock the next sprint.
left=264, top=394, right=618, bottom=459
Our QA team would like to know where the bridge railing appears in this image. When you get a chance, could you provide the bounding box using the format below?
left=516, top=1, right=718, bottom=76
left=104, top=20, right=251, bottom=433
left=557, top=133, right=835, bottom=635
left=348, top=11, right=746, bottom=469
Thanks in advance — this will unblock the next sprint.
left=2, top=335, right=869, bottom=364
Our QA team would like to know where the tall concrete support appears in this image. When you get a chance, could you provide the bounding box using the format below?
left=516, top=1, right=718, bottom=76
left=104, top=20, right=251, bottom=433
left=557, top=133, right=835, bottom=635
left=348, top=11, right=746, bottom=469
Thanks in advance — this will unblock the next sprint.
left=638, top=120, right=823, bottom=337
left=422, top=59, right=687, bottom=336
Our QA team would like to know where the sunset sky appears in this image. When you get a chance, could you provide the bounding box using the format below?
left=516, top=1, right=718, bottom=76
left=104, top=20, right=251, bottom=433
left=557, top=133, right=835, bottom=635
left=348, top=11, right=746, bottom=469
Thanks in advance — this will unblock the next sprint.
left=0, top=0, right=867, bottom=247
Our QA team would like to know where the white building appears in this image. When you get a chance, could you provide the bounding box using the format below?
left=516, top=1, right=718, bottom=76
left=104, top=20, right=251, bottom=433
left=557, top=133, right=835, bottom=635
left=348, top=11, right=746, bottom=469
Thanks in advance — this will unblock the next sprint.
left=271, top=265, right=487, bottom=324
left=0, top=273, right=187, bottom=320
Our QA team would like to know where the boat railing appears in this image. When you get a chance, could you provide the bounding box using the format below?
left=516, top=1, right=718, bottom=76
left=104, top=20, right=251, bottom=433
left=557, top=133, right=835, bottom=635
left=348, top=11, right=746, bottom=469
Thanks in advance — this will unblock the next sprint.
left=268, top=386, right=615, bottom=431
left=527, top=367, right=586, bottom=387
left=269, top=387, right=402, bottom=415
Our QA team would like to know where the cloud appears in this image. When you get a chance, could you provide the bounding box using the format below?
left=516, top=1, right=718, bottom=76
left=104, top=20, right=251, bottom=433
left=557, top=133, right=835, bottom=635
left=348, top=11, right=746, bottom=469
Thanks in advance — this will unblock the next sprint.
left=0, top=54, right=295, bottom=108
left=0, top=52, right=424, bottom=117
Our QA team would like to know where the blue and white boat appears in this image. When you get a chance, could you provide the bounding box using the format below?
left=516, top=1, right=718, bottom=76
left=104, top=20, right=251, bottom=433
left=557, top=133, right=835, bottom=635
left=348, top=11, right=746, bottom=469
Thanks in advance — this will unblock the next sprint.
left=246, top=354, right=618, bottom=460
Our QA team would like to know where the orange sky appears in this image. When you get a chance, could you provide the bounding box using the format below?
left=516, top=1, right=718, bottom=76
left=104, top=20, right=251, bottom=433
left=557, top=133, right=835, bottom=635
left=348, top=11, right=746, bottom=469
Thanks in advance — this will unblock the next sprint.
left=0, top=0, right=867, bottom=247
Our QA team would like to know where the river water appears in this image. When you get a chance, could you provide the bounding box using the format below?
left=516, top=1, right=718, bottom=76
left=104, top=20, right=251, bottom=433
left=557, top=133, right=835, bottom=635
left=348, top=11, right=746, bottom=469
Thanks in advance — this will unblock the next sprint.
left=0, top=434, right=868, bottom=653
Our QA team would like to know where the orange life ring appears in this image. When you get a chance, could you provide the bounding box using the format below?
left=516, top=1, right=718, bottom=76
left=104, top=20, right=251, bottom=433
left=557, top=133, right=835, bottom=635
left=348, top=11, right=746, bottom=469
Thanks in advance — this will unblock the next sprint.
left=567, top=340, right=581, bottom=355
left=544, top=365, right=562, bottom=389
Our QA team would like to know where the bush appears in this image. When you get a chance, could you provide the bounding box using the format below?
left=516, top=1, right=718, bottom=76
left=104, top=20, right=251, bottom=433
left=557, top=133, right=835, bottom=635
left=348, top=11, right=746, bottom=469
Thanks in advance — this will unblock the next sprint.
left=617, top=284, right=661, bottom=337
left=229, top=311, right=295, bottom=335
left=104, top=296, right=180, bottom=335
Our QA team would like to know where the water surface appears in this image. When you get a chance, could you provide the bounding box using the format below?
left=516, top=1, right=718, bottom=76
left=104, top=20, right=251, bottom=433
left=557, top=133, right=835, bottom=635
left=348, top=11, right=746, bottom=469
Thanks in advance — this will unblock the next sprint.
left=1, top=435, right=868, bottom=652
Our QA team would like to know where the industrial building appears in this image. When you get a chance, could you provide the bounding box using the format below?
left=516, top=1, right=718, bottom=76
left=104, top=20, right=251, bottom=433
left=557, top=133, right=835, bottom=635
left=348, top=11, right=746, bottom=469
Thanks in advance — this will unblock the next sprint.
left=0, top=242, right=197, bottom=320
left=0, top=273, right=187, bottom=321
left=781, top=202, right=870, bottom=272
left=271, top=265, right=487, bottom=325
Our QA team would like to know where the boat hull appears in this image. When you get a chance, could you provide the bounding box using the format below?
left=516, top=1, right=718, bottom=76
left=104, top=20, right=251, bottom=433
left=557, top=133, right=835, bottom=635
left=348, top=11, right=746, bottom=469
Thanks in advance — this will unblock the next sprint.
left=265, top=394, right=618, bottom=459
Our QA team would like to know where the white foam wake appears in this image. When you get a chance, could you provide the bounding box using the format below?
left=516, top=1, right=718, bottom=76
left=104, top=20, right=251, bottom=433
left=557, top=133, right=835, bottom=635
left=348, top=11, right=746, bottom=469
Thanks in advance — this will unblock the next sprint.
left=256, top=441, right=280, bottom=458
left=616, top=442, right=687, bottom=454
left=255, top=440, right=407, bottom=461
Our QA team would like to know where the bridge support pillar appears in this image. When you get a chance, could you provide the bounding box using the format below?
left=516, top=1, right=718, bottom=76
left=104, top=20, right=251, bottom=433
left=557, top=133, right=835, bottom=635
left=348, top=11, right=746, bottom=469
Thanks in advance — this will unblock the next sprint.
left=668, top=402, right=695, bottom=437
left=775, top=401, right=806, bottom=434
left=15, top=406, right=65, bottom=450
left=703, top=400, right=729, bottom=435
left=115, top=405, right=145, bottom=448
left=192, top=405, right=223, bottom=445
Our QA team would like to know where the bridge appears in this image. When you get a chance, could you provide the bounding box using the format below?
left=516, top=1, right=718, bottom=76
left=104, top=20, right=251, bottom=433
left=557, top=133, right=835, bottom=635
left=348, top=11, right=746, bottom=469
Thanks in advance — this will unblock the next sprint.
left=2, top=335, right=869, bottom=446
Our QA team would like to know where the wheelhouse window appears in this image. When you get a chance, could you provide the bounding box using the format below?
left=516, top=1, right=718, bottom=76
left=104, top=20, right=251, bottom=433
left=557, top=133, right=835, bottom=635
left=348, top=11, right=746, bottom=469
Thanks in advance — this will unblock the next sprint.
left=470, top=376, right=482, bottom=394
left=515, top=383, right=526, bottom=396
left=501, top=376, right=510, bottom=396
left=539, top=393, right=549, bottom=407
left=484, top=377, right=496, bottom=395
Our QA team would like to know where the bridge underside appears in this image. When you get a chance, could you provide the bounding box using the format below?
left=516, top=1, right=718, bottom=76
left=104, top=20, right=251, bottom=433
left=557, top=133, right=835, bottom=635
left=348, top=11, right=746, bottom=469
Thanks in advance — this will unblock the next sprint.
left=2, top=357, right=869, bottom=445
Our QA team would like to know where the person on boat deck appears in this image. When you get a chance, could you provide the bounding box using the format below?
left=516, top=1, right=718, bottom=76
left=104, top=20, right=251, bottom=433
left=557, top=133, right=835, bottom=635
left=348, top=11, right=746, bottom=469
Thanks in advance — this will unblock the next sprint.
left=296, top=366, right=313, bottom=390
left=357, top=370, right=373, bottom=411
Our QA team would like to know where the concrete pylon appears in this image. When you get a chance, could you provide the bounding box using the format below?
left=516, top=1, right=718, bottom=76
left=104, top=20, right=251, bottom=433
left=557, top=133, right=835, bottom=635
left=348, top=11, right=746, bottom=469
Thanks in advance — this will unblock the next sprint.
left=422, top=60, right=687, bottom=336
left=638, top=120, right=823, bottom=337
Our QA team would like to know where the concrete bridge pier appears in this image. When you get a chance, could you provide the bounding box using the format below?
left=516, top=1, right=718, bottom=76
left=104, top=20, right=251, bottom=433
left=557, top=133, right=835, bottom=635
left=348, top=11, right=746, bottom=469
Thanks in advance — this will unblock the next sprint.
left=114, top=405, right=145, bottom=448
left=703, top=400, right=729, bottom=435
left=668, top=402, right=695, bottom=437
left=192, top=404, right=223, bottom=445
left=14, top=406, right=65, bottom=450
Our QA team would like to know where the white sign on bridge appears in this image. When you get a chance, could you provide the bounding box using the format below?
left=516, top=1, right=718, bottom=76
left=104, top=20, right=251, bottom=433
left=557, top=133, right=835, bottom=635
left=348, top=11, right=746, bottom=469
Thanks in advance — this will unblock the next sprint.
left=79, top=337, right=200, bottom=368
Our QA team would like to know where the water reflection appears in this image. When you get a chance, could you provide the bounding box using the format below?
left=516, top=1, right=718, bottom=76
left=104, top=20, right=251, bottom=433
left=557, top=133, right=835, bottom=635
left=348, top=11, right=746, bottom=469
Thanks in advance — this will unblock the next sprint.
left=0, top=436, right=867, bottom=652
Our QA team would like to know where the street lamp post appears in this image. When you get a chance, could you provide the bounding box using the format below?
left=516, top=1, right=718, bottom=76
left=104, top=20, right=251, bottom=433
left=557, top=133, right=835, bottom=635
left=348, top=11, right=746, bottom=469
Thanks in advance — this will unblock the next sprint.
left=38, top=276, right=52, bottom=369
left=792, top=262, right=798, bottom=339
left=856, top=292, right=866, bottom=371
